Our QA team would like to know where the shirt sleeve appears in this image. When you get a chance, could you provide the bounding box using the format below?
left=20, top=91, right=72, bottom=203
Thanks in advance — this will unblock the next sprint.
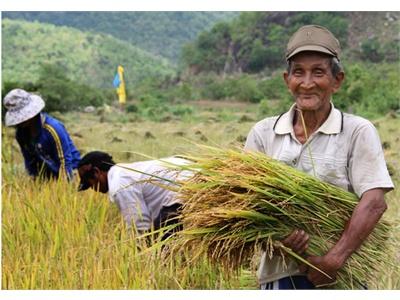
left=348, top=122, right=394, bottom=197
left=111, top=184, right=151, bottom=231
left=244, top=125, right=266, bottom=153
left=43, top=122, right=75, bottom=179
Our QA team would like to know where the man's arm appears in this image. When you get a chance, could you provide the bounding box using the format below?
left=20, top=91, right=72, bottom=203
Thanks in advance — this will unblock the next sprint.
left=43, top=122, right=76, bottom=179
left=112, top=187, right=151, bottom=232
left=302, top=188, right=387, bottom=286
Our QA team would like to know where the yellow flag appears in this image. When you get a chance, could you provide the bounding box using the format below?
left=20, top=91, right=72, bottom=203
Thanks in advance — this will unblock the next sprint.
left=115, top=65, right=126, bottom=105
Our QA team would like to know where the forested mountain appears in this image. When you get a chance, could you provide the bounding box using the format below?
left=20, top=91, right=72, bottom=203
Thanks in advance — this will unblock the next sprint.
left=2, top=12, right=239, bottom=63
left=1, top=12, right=398, bottom=116
left=181, top=12, right=400, bottom=75
left=2, top=19, right=175, bottom=89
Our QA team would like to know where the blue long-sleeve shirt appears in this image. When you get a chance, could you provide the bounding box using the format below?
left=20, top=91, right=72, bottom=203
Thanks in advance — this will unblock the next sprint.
left=16, top=113, right=81, bottom=179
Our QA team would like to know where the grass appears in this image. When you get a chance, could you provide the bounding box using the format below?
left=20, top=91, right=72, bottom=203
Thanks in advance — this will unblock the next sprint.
left=1, top=105, right=399, bottom=289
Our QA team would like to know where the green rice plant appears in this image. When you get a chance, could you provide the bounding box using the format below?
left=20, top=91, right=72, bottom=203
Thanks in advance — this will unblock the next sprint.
left=2, top=113, right=398, bottom=289
left=1, top=130, right=252, bottom=289
left=170, top=145, right=396, bottom=289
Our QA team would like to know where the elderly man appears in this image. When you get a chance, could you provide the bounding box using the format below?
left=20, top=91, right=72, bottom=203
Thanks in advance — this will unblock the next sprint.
left=77, top=151, right=192, bottom=234
left=244, top=25, right=394, bottom=289
left=3, top=88, right=81, bottom=179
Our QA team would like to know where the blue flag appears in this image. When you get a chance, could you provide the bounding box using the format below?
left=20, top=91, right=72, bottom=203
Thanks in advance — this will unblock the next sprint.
left=113, top=73, right=121, bottom=88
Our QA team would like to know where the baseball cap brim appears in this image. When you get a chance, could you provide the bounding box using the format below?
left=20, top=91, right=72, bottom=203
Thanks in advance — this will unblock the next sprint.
left=286, top=45, right=337, bottom=60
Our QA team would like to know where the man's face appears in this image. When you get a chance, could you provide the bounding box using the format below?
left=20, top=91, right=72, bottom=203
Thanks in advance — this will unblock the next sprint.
left=78, top=164, right=108, bottom=194
left=284, top=52, right=344, bottom=112
left=17, top=116, right=36, bottom=129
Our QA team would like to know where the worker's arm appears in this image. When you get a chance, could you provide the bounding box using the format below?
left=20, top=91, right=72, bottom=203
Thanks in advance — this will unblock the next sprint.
left=301, top=188, right=387, bottom=287
left=112, top=185, right=151, bottom=232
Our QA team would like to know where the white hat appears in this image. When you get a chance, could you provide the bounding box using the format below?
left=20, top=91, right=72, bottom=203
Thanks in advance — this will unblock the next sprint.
left=3, top=89, right=45, bottom=126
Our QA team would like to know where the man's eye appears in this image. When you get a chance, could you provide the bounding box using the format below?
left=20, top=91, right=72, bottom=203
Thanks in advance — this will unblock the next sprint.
left=293, top=69, right=302, bottom=75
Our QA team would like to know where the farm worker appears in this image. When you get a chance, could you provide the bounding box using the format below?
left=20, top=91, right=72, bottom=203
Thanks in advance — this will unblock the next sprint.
left=3, top=88, right=81, bottom=180
left=77, top=151, right=192, bottom=234
left=244, top=25, right=394, bottom=289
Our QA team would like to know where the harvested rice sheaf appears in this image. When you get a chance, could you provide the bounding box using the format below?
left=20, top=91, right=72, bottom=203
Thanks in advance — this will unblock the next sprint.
left=172, top=146, right=394, bottom=289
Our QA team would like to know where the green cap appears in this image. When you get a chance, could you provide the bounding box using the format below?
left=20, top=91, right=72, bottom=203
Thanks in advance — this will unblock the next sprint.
left=286, top=25, right=341, bottom=61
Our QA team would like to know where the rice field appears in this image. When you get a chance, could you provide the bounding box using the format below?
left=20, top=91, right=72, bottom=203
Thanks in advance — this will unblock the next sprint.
left=2, top=104, right=399, bottom=289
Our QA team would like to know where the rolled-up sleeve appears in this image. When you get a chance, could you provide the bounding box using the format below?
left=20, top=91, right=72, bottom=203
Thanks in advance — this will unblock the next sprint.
left=348, top=122, right=394, bottom=197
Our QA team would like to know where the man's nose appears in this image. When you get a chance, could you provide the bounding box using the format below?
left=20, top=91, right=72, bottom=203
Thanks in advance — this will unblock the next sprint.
left=300, top=73, right=315, bottom=88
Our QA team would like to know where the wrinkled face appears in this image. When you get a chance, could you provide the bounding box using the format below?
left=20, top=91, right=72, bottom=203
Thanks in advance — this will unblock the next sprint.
left=284, top=52, right=344, bottom=113
left=78, top=164, right=108, bottom=194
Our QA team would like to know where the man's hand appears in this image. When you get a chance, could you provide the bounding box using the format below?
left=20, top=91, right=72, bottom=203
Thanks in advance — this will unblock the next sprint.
left=281, top=229, right=309, bottom=255
left=298, top=189, right=388, bottom=287
left=299, top=254, right=342, bottom=287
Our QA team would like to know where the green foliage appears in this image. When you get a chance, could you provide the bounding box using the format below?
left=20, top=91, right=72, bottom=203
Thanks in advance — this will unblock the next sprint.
left=248, top=39, right=269, bottom=72
left=125, top=104, right=138, bottom=113
left=334, top=62, right=400, bottom=116
left=3, top=12, right=239, bottom=63
left=182, top=12, right=349, bottom=74
left=184, top=72, right=290, bottom=104
left=2, top=19, right=175, bottom=90
left=2, top=64, right=111, bottom=112
left=289, top=12, right=348, bottom=47
left=257, top=99, right=271, bottom=118
left=258, top=73, right=289, bottom=100
left=360, top=37, right=399, bottom=63
left=381, top=40, right=400, bottom=62
left=233, top=76, right=264, bottom=103
left=187, top=22, right=233, bottom=73
left=360, top=37, right=385, bottom=62
left=177, top=83, right=193, bottom=101
left=170, top=105, right=194, bottom=117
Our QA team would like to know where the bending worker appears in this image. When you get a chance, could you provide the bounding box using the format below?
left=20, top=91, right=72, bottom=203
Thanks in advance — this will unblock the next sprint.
left=3, top=88, right=81, bottom=180
left=77, top=151, right=192, bottom=233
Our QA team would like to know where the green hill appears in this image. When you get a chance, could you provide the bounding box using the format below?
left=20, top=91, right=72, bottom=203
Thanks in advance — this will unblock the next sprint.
left=2, top=19, right=175, bottom=89
left=2, top=12, right=239, bottom=63
left=181, top=12, right=400, bottom=74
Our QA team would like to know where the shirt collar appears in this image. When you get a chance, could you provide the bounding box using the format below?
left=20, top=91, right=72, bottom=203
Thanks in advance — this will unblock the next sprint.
left=273, top=102, right=343, bottom=135
left=40, top=113, right=46, bottom=126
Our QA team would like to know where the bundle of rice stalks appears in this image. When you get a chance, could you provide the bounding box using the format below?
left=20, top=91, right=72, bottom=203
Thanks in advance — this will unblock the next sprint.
left=171, top=146, right=394, bottom=289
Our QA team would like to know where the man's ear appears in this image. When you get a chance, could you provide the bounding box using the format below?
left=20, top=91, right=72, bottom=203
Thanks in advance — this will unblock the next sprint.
left=92, top=167, right=101, bottom=178
left=332, top=71, right=345, bottom=93
left=283, top=71, right=289, bottom=86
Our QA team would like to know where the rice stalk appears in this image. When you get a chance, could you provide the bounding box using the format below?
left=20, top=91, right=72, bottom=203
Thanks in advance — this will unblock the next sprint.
left=169, top=145, right=394, bottom=289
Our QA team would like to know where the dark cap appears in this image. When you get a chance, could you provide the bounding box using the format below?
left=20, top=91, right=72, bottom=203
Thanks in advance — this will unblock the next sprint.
left=286, top=25, right=341, bottom=61
left=77, top=151, right=115, bottom=192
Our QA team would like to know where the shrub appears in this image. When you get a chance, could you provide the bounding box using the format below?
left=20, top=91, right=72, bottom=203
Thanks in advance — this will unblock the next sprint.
left=2, top=64, right=111, bottom=112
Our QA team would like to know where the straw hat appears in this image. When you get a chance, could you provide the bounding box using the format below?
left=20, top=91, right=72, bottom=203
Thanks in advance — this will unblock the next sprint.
left=3, top=89, right=45, bottom=126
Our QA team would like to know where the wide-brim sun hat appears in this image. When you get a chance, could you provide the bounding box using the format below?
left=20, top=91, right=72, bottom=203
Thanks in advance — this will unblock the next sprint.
left=3, top=88, right=45, bottom=126
left=286, top=24, right=341, bottom=61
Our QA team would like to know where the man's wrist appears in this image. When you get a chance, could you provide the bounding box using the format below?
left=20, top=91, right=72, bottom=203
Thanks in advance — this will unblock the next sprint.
left=325, top=248, right=350, bottom=270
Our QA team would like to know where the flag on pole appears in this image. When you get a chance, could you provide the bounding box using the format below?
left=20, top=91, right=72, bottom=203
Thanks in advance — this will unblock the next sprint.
left=113, top=65, right=126, bottom=105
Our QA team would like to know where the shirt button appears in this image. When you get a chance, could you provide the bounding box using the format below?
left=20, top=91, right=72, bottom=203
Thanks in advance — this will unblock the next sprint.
left=292, top=158, right=298, bottom=165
